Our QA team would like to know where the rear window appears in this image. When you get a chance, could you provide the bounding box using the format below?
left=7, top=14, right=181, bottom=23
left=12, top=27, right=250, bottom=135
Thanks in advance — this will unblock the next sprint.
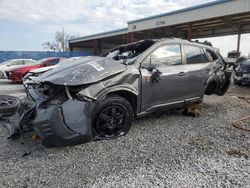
left=228, top=52, right=239, bottom=58
left=183, top=45, right=208, bottom=64
left=206, top=49, right=218, bottom=62
left=46, top=59, right=59, bottom=66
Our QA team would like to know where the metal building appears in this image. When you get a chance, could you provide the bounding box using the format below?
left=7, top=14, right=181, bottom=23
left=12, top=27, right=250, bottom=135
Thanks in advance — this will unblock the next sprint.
left=69, top=0, right=250, bottom=55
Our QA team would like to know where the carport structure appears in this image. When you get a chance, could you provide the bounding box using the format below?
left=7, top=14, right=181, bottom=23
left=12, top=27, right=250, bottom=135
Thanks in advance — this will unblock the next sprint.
left=69, top=0, right=250, bottom=55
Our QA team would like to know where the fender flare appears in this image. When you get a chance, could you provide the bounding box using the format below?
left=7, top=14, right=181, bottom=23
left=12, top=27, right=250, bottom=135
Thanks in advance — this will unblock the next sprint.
left=96, top=85, right=139, bottom=100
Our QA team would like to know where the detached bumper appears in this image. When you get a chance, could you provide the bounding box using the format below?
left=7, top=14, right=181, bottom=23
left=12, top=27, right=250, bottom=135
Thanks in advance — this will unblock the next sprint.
left=29, top=99, right=93, bottom=147
left=1, top=95, right=93, bottom=147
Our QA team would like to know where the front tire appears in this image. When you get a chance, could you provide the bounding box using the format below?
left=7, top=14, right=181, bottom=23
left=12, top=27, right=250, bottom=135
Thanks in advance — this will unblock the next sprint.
left=92, top=95, right=134, bottom=140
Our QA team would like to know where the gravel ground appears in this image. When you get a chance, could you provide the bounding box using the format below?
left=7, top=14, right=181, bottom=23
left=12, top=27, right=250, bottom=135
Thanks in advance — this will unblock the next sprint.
left=0, top=85, right=250, bottom=187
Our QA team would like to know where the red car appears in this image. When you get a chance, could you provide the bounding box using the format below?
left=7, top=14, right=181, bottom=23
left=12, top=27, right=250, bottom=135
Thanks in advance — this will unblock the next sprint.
left=6, top=57, right=64, bottom=82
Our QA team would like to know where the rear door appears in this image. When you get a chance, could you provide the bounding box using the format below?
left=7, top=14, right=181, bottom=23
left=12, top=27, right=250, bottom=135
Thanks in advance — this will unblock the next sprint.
left=181, top=45, right=212, bottom=99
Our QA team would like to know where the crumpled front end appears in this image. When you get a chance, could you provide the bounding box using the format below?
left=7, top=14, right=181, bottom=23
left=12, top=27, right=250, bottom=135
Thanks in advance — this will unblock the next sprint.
left=18, top=83, right=94, bottom=147
left=29, top=99, right=93, bottom=147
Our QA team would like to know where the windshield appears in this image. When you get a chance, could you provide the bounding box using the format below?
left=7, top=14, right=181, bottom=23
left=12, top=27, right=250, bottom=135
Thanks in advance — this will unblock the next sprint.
left=34, top=58, right=51, bottom=65
left=102, top=40, right=156, bottom=65
left=242, top=59, right=250, bottom=66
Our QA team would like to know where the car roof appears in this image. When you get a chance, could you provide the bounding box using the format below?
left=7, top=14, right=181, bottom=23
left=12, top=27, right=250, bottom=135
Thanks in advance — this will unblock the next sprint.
left=115, top=38, right=217, bottom=52
left=157, top=38, right=217, bottom=51
left=7, top=59, right=35, bottom=61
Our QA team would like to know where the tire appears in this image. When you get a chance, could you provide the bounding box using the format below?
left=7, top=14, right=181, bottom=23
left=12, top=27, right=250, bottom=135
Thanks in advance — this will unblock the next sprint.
left=92, top=95, right=134, bottom=140
left=205, top=81, right=217, bottom=95
left=0, top=95, right=21, bottom=116
left=234, top=77, right=241, bottom=85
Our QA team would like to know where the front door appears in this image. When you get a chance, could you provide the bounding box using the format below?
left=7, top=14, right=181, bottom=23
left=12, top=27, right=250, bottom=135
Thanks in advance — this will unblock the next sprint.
left=140, top=44, right=190, bottom=112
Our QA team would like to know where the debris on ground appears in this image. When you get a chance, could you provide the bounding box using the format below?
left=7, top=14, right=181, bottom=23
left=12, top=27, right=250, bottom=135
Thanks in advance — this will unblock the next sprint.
left=21, top=152, right=31, bottom=158
left=228, top=94, right=250, bottom=132
left=226, top=149, right=249, bottom=159
left=232, top=115, right=250, bottom=132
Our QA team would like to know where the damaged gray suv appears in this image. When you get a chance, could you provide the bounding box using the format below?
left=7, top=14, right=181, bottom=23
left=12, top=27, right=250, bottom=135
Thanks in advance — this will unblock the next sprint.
left=1, top=38, right=231, bottom=147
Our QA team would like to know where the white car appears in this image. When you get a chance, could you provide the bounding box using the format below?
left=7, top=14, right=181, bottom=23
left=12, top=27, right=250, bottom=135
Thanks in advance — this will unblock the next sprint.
left=0, top=59, right=36, bottom=79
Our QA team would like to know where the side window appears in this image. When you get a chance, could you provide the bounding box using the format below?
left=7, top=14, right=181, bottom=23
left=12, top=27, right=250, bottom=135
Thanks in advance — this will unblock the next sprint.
left=201, top=49, right=209, bottom=63
left=206, top=49, right=218, bottom=62
left=46, top=59, right=59, bottom=66
left=10, top=60, right=22, bottom=65
left=183, top=45, right=207, bottom=64
left=146, top=44, right=182, bottom=67
left=23, top=60, right=34, bottom=65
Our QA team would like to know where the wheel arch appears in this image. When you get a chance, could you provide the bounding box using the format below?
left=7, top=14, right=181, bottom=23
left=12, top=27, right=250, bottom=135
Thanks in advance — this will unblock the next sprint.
left=204, top=77, right=218, bottom=95
left=105, top=89, right=139, bottom=116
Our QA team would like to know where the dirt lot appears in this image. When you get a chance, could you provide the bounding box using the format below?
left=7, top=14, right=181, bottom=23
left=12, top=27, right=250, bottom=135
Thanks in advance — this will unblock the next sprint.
left=0, top=80, right=249, bottom=187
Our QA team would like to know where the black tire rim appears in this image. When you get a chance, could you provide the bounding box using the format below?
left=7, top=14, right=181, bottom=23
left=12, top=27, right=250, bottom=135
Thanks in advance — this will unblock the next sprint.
left=95, top=105, right=127, bottom=138
left=0, top=96, right=17, bottom=107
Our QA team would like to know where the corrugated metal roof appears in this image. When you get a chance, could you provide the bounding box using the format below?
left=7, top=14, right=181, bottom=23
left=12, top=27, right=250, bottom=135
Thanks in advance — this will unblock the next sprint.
left=127, top=0, right=232, bottom=24
left=69, top=0, right=240, bottom=43
left=69, top=28, right=127, bottom=43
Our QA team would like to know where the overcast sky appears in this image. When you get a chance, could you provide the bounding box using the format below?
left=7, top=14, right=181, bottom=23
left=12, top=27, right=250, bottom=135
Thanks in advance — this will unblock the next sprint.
left=0, top=0, right=249, bottom=57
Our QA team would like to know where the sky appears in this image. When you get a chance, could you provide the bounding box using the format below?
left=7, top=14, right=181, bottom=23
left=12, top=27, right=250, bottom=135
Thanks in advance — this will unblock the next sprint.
left=0, top=0, right=249, bottom=57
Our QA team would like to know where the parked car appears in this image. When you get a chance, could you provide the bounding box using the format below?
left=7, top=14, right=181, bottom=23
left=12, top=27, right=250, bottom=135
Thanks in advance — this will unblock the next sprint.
left=234, top=58, right=250, bottom=85
left=6, top=57, right=65, bottom=82
left=234, top=56, right=248, bottom=69
left=23, top=57, right=82, bottom=85
left=0, top=38, right=231, bottom=147
left=0, top=59, right=36, bottom=79
left=225, top=50, right=240, bottom=67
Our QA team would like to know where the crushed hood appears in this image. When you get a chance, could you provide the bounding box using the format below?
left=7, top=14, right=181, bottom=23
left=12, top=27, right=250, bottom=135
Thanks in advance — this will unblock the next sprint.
left=34, top=56, right=126, bottom=86
left=30, top=65, right=58, bottom=74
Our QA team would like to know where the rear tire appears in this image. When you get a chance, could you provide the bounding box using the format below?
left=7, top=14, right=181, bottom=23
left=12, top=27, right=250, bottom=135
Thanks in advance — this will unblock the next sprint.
left=205, top=81, right=217, bottom=95
left=92, top=95, right=134, bottom=140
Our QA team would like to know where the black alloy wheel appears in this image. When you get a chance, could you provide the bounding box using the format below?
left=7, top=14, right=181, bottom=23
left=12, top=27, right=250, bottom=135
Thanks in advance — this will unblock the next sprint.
left=93, top=95, right=133, bottom=139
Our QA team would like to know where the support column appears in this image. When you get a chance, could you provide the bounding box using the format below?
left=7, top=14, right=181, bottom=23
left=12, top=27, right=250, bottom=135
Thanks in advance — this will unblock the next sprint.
left=237, top=33, right=241, bottom=53
left=98, top=40, right=101, bottom=54
left=187, top=23, right=192, bottom=41
left=69, top=43, right=73, bottom=52
left=127, top=32, right=134, bottom=43
left=93, top=40, right=98, bottom=55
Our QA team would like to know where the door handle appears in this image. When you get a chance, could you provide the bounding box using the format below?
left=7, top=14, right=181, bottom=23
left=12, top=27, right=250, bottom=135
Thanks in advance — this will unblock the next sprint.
left=178, top=72, right=186, bottom=76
